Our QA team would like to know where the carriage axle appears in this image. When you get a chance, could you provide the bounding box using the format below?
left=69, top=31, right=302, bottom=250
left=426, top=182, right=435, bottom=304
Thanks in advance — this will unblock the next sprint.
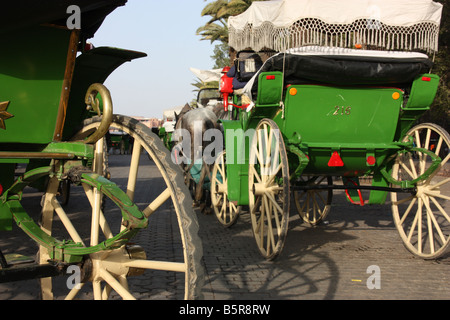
left=292, top=184, right=417, bottom=195
left=0, top=254, right=67, bottom=284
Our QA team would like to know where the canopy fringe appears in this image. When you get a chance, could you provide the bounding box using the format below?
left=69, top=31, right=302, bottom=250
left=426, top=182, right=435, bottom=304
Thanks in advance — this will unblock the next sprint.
left=229, top=18, right=440, bottom=54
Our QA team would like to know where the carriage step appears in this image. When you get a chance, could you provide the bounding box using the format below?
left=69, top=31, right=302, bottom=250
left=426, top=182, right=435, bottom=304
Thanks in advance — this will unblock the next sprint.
left=0, top=254, right=65, bottom=283
left=2, top=253, right=35, bottom=267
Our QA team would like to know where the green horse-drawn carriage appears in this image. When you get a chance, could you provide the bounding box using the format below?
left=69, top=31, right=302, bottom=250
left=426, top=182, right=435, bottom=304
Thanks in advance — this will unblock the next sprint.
left=0, top=1, right=203, bottom=299
left=210, top=0, right=449, bottom=260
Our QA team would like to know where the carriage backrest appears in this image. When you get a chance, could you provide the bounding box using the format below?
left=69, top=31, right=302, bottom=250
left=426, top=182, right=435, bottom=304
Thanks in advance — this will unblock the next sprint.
left=252, top=49, right=439, bottom=145
left=0, top=25, right=73, bottom=145
left=235, top=51, right=263, bottom=83
left=251, top=48, right=433, bottom=90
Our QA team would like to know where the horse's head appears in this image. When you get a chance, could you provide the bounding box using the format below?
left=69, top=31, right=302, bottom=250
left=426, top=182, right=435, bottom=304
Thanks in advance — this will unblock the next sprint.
left=175, top=103, right=192, bottom=130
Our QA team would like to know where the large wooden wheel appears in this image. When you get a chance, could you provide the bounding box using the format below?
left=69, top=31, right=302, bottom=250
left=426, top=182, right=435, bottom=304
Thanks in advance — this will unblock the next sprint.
left=293, top=176, right=333, bottom=226
left=211, top=151, right=240, bottom=227
left=391, top=123, right=450, bottom=259
left=248, top=119, right=290, bottom=260
left=38, top=115, right=204, bottom=300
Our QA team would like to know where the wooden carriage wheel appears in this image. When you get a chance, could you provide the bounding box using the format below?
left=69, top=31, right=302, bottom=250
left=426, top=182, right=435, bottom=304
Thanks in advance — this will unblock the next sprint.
left=391, top=123, right=450, bottom=259
left=38, top=115, right=204, bottom=300
left=248, top=119, right=290, bottom=260
left=211, top=151, right=240, bottom=227
left=293, top=176, right=333, bottom=226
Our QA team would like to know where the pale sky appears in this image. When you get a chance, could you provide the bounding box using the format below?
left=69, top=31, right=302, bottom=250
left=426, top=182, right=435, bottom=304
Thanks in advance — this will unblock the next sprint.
left=91, top=0, right=217, bottom=119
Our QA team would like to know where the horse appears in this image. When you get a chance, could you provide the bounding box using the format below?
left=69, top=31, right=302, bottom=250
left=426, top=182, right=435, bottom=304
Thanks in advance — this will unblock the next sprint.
left=173, top=102, right=226, bottom=212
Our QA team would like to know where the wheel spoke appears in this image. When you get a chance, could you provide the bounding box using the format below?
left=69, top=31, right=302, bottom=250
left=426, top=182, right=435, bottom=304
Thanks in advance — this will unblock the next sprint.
left=265, top=193, right=281, bottom=233
left=312, top=196, right=322, bottom=223
left=49, top=196, right=85, bottom=246
left=393, top=195, right=415, bottom=207
left=99, top=269, right=136, bottom=300
left=425, top=191, right=450, bottom=201
left=82, top=183, right=113, bottom=239
left=125, top=259, right=186, bottom=273
left=250, top=164, right=262, bottom=183
left=423, top=196, right=447, bottom=248
left=429, top=177, right=450, bottom=190
left=265, top=191, right=283, bottom=217
left=266, top=163, right=282, bottom=186
left=429, top=196, right=450, bottom=223
left=90, top=186, right=102, bottom=246
left=142, top=188, right=171, bottom=217
left=65, top=282, right=85, bottom=300
left=435, top=136, right=443, bottom=155
left=126, top=140, right=142, bottom=201
left=423, top=196, right=435, bottom=253
left=405, top=199, right=420, bottom=242
left=399, top=197, right=417, bottom=225
left=408, top=156, right=418, bottom=179
left=414, top=130, right=422, bottom=149
left=400, top=161, right=416, bottom=180
left=93, top=281, right=102, bottom=300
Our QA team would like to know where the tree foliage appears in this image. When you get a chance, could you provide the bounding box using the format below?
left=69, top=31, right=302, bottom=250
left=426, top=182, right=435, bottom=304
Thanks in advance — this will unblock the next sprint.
left=197, top=0, right=267, bottom=44
left=421, top=0, right=449, bottom=130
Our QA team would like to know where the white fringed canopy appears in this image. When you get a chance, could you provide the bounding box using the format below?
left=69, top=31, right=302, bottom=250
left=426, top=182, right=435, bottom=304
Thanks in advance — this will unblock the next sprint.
left=228, top=0, right=443, bottom=54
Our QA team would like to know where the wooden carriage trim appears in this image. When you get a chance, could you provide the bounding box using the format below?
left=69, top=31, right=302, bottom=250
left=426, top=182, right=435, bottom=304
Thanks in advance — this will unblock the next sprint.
left=53, top=28, right=80, bottom=141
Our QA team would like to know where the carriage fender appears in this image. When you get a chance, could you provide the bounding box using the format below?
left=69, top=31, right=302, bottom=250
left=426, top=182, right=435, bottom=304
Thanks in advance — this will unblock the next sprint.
left=219, top=119, right=251, bottom=205
left=404, top=74, right=440, bottom=110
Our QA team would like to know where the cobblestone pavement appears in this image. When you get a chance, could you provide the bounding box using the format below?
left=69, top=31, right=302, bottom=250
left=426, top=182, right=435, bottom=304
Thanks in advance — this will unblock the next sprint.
left=0, top=156, right=449, bottom=300
left=197, top=191, right=450, bottom=300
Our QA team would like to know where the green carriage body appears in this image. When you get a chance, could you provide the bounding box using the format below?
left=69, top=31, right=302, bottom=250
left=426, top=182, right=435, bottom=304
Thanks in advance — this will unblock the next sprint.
left=0, top=2, right=205, bottom=299
left=0, top=26, right=72, bottom=145
left=222, top=61, right=440, bottom=206
left=0, top=3, right=146, bottom=231
left=212, top=0, right=448, bottom=261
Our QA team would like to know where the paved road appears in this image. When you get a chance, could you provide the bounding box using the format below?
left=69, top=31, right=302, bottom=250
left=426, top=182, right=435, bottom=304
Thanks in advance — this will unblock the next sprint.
left=0, top=154, right=449, bottom=300
left=198, top=194, right=450, bottom=300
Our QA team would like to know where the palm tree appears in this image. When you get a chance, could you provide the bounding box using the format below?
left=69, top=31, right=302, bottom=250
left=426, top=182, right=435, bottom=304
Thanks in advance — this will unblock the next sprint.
left=196, top=19, right=228, bottom=43
left=197, top=0, right=267, bottom=44
left=202, top=0, right=256, bottom=24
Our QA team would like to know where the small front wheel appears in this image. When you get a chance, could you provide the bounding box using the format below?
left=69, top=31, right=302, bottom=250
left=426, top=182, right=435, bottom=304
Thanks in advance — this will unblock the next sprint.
left=211, top=151, right=240, bottom=227
left=293, top=176, right=332, bottom=226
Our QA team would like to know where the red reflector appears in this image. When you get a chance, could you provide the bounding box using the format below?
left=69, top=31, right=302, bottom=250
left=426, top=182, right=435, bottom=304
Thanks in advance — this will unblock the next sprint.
left=367, top=156, right=376, bottom=166
left=422, top=76, right=431, bottom=82
left=266, top=75, right=276, bottom=80
left=328, top=151, right=344, bottom=167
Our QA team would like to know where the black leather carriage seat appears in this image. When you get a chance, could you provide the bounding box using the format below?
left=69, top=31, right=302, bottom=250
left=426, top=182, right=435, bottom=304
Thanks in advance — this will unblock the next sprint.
left=249, top=47, right=433, bottom=94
